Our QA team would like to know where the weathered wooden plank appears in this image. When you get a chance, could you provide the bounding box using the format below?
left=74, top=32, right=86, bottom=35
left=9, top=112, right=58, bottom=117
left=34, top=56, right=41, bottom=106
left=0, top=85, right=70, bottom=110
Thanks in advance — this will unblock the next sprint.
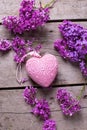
left=0, top=22, right=87, bottom=88
left=0, top=0, right=87, bottom=23
left=0, top=108, right=87, bottom=130
left=0, top=86, right=87, bottom=113
left=0, top=50, right=85, bottom=88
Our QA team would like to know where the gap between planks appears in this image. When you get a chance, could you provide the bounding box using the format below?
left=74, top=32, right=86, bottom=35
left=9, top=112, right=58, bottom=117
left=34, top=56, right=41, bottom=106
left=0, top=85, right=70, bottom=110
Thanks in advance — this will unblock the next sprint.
left=0, top=83, right=87, bottom=90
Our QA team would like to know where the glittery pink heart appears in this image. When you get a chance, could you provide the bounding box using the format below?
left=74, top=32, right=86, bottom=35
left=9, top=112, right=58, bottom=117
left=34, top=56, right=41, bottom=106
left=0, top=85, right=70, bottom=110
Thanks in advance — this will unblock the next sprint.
left=26, top=54, right=58, bottom=87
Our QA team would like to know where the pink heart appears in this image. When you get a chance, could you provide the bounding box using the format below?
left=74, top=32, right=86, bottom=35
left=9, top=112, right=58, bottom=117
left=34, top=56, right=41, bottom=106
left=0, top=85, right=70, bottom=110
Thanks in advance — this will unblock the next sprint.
left=26, top=54, right=58, bottom=87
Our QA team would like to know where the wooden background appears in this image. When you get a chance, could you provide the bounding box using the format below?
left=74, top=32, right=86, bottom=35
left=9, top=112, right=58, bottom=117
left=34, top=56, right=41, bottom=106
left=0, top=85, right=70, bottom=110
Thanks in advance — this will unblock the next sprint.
left=0, top=0, right=87, bottom=130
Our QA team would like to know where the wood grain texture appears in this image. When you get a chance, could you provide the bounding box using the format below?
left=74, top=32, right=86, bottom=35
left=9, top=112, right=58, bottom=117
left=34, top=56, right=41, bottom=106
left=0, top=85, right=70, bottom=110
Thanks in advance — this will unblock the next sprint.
left=0, top=86, right=87, bottom=130
left=0, top=86, right=87, bottom=113
left=0, top=0, right=87, bottom=23
left=0, top=22, right=87, bottom=88
left=0, top=50, right=85, bottom=88
left=0, top=109, right=87, bottom=130
left=0, top=0, right=87, bottom=130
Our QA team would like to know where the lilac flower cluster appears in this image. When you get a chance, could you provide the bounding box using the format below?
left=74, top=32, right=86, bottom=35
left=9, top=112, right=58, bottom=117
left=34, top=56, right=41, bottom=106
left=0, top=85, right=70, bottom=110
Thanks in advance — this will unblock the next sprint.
left=19, top=0, right=50, bottom=31
left=11, top=36, right=41, bottom=63
left=57, top=88, right=81, bottom=116
left=2, top=0, right=50, bottom=34
left=43, top=119, right=56, bottom=130
left=23, top=86, right=51, bottom=121
left=12, top=36, right=27, bottom=63
left=32, top=99, right=51, bottom=120
left=23, top=86, right=37, bottom=105
left=0, top=39, right=12, bottom=51
left=2, top=16, right=24, bottom=34
left=54, top=20, right=87, bottom=76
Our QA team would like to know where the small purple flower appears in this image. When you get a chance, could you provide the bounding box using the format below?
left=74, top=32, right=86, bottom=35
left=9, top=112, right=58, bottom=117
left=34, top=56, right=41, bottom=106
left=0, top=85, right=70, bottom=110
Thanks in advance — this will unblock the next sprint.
left=43, top=119, right=56, bottom=130
left=12, top=37, right=27, bottom=63
left=57, top=88, right=81, bottom=116
left=21, top=78, right=29, bottom=83
left=0, top=39, right=11, bottom=51
left=79, top=61, right=87, bottom=76
left=32, top=99, right=51, bottom=120
left=12, top=36, right=26, bottom=52
left=34, top=44, right=42, bottom=52
left=14, top=49, right=26, bottom=63
left=23, top=86, right=37, bottom=105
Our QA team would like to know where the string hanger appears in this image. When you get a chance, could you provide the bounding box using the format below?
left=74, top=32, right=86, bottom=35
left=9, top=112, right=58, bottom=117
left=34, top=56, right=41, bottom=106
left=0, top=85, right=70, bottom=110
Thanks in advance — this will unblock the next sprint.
left=16, top=50, right=41, bottom=84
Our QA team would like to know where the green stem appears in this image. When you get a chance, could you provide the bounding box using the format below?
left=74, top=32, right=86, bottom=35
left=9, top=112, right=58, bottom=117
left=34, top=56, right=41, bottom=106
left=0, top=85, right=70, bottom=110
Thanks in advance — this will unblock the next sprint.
left=77, top=85, right=85, bottom=100
left=44, top=0, right=57, bottom=8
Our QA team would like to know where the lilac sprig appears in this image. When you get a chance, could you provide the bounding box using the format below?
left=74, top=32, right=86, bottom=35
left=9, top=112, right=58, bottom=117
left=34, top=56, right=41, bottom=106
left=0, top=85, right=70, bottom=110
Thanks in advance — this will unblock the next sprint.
left=43, top=119, right=56, bottom=130
left=2, top=0, right=56, bottom=34
left=57, top=88, right=81, bottom=116
left=12, top=36, right=27, bottom=63
left=12, top=36, right=41, bottom=63
left=19, top=0, right=50, bottom=31
left=23, top=86, right=37, bottom=105
left=54, top=20, right=87, bottom=76
left=32, top=99, right=51, bottom=120
left=0, top=39, right=12, bottom=51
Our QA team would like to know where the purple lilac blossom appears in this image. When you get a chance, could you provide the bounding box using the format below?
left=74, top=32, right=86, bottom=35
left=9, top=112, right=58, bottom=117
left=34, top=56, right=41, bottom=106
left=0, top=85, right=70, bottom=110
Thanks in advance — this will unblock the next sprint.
left=32, top=99, right=51, bottom=120
left=2, top=0, right=50, bottom=34
left=43, top=119, right=56, bottom=130
left=23, top=86, right=37, bottom=105
left=79, top=61, right=87, bottom=76
left=2, top=16, right=24, bottom=34
left=54, top=20, right=87, bottom=76
left=19, top=0, right=50, bottom=31
left=0, top=39, right=12, bottom=51
left=12, top=37, right=27, bottom=63
left=57, top=88, right=81, bottom=116
left=12, top=36, right=42, bottom=63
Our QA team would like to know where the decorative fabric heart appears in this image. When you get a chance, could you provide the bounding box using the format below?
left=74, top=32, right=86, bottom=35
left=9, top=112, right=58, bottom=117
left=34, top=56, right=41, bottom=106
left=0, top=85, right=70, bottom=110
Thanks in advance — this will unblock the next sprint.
left=26, top=54, right=58, bottom=87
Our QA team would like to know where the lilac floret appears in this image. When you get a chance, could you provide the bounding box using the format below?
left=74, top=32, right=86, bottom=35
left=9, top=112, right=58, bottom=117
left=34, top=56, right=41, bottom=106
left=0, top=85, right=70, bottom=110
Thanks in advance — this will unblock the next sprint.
left=23, top=86, right=37, bottom=105
left=79, top=61, right=87, bottom=76
left=43, top=119, right=56, bottom=130
left=14, top=48, right=26, bottom=63
left=12, top=36, right=26, bottom=52
left=32, top=99, right=51, bottom=120
left=0, top=39, right=11, bottom=51
left=57, top=88, right=81, bottom=116
left=12, top=37, right=27, bottom=63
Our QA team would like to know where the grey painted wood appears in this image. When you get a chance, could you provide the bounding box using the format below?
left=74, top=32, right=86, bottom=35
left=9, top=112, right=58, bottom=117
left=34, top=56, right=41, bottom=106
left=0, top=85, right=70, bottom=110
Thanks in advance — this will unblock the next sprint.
left=0, top=0, right=87, bottom=23
left=0, top=86, right=87, bottom=113
left=0, top=109, right=87, bottom=130
left=0, top=105, right=87, bottom=130
left=0, top=50, right=85, bottom=88
left=0, top=0, right=87, bottom=130
left=0, top=86, right=87, bottom=130
left=0, top=22, right=87, bottom=88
